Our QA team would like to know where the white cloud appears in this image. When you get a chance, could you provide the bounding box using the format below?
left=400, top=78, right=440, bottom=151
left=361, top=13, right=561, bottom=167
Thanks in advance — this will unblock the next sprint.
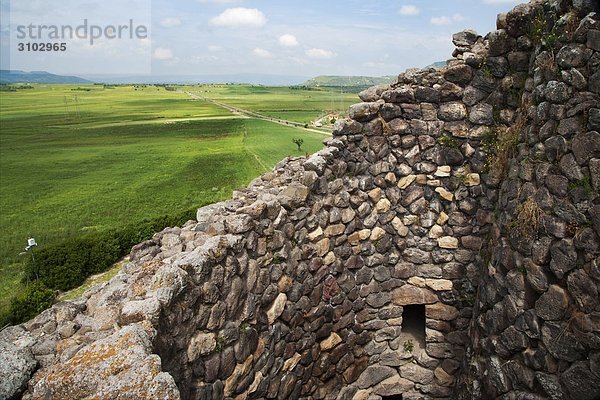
left=430, top=16, right=451, bottom=25
left=305, top=48, right=336, bottom=59
left=207, top=45, right=222, bottom=51
left=452, top=13, right=467, bottom=22
left=153, top=47, right=174, bottom=60
left=482, top=0, right=520, bottom=3
left=253, top=47, right=273, bottom=58
left=279, top=34, right=299, bottom=47
left=430, top=14, right=467, bottom=25
left=399, top=5, right=420, bottom=16
left=159, top=17, right=181, bottom=28
left=209, top=8, right=267, bottom=28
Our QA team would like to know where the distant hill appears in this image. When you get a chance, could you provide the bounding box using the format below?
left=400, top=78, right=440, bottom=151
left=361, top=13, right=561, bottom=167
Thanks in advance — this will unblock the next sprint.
left=0, top=70, right=92, bottom=84
left=303, top=75, right=397, bottom=87
left=81, top=73, right=308, bottom=86
left=424, top=61, right=448, bottom=69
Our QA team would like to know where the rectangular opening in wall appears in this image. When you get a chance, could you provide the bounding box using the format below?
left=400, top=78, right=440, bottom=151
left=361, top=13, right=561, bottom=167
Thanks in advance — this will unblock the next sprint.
left=382, top=395, right=403, bottom=400
left=401, top=304, right=426, bottom=348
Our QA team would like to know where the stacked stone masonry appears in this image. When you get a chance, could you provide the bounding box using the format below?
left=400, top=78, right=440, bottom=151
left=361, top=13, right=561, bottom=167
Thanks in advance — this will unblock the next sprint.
left=0, top=0, right=598, bottom=399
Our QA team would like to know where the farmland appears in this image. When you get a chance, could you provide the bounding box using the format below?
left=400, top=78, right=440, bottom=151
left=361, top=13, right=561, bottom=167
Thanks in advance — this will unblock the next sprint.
left=184, top=84, right=359, bottom=125
left=0, top=84, right=358, bottom=323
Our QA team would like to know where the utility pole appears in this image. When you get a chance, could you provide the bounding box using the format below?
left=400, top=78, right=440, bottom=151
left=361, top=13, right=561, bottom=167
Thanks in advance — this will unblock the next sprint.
left=25, top=238, right=38, bottom=280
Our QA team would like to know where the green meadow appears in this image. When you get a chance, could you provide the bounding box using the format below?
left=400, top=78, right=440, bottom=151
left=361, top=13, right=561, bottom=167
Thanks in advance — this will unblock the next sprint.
left=185, top=84, right=359, bottom=124
left=0, top=84, right=339, bottom=323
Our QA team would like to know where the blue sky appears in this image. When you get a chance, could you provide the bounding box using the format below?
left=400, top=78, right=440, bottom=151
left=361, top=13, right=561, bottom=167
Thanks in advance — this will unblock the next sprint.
left=1, top=0, right=523, bottom=78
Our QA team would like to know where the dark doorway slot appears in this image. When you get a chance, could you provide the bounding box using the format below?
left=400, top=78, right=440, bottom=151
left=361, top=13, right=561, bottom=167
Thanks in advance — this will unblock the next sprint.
left=401, top=304, right=426, bottom=346
left=382, top=395, right=403, bottom=400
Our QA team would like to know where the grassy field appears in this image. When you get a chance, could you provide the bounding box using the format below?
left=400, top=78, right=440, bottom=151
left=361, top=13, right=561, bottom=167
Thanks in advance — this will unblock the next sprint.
left=185, top=84, right=359, bottom=124
left=0, top=84, right=330, bottom=322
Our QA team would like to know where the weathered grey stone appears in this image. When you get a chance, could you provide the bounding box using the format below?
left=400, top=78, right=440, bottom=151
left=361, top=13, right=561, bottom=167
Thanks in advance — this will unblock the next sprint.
left=121, top=297, right=162, bottom=324
left=525, top=260, right=549, bottom=293
left=355, top=365, right=395, bottom=389
left=542, top=322, right=586, bottom=362
left=304, top=154, right=327, bottom=175
left=349, top=101, right=383, bottom=122
left=333, top=118, right=363, bottom=136
left=434, top=366, right=455, bottom=387
left=195, top=203, right=224, bottom=231
left=588, top=29, right=600, bottom=52
left=400, top=363, right=435, bottom=384
left=486, top=56, right=509, bottom=78
left=426, top=303, right=459, bottom=320
left=591, top=70, right=600, bottom=94
left=590, top=158, right=600, bottom=191
left=380, top=103, right=403, bottom=121
left=573, top=0, right=600, bottom=14
left=549, top=239, right=578, bottom=279
left=574, top=227, right=600, bottom=253
left=556, top=117, right=582, bottom=138
left=544, top=81, right=570, bottom=103
left=237, top=200, right=266, bottom=219
left=486, top=356, right=510, bottom=395
left=544, top=136, right=567, bottom=162
left=567, top=269, right=599, bottom=312
left=400, top=185, right=424, bottom=206
left=382, top=87, right=415, bottom=103
left=453, top=29, right=479, bottom=46
left=503, top=359, right=535, bottom=391
left=374, top=375, right=414, bottom=396
left=392, top=285, right=437, bottom=305
left=488, top=29, right=515, bottom=56
left=187, top=332, right=216, bottom=361
left=504, top=3, right=532, bottom=37
left=358, top=84, right=389, bottom=102
left=464, top=51, right=484, bottom=67
left=572, top=131, right=600, bottom=165
left=463, top=86, right=487, bottom=106
left=224, top=214, right=254, bottom=234
left=535, top=372, right=565, bottom=400
left=278, top=183, right=309, bottom=209
left=0, top=338, right=37, bottom=400
left=469, top=103, right=494, bottom=125
left=444, top=64, right=474, bottom=85
left=535, top=285, right=569, bottom=321
left=508, top=51, right=530, bottom=72
left=556, top=44, right=591, bottom=68
left=590, top=108, right=600, bottom=131
left=561, top=361, right=600, bottom=400
left=267, top=293, right=287, bottom=324
left=438, top=102, right=468, bottom=121
left=27, top=324, right=179, bottom=399
left=366, top=292, right=391, bottom=308
left=403, top=248, right=431, bottom=264
left=545, top=174, right=568, bottom=197
left=415, top=86, right=440, bottom=103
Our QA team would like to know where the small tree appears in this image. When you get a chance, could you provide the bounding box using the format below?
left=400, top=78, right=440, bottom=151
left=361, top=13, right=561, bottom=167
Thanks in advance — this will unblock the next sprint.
left=293, top=138, right=304, bottom=151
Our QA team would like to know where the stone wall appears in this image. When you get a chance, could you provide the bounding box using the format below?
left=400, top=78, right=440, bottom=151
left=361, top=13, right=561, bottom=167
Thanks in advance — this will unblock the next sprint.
left=0, top=0, right=598, bottom=399
left=456, top=0, right=600, bottom=399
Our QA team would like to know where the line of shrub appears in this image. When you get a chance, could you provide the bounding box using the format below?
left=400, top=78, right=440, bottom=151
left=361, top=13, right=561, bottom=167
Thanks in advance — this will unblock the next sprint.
left=6, top=208, right=197, bottom=325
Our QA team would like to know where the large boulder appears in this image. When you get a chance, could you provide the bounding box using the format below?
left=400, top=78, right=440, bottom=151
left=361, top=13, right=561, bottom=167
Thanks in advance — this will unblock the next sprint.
left=0, top=332, right=37, bottom=400
left=25, top=323, right=180, bottom=399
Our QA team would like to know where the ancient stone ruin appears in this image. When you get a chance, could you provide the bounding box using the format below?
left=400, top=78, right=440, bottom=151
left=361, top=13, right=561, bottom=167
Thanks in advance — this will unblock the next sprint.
left=1, top=0, right=599, bottom=399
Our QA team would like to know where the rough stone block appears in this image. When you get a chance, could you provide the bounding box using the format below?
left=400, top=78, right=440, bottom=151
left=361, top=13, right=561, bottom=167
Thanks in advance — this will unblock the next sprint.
left=392, top=285, right=437, bottom=306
